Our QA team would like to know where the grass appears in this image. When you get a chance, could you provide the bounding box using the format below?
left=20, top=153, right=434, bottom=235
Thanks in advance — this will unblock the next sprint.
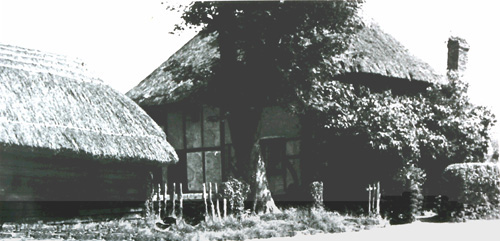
left=0, top=208, right=388, bottom=240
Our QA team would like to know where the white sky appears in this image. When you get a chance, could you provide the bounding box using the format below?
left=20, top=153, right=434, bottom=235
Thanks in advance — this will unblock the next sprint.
left=1, top=0, right=499, bottom=118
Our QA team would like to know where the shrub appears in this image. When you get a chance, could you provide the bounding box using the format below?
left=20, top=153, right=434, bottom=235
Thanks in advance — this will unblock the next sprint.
left=442, top=162, right=500, bottom=220
left=310, top=181, right=324, bottom=209
left=393, top=165, right=426, bottom=222
left=222, top=178, right=250, bottom=215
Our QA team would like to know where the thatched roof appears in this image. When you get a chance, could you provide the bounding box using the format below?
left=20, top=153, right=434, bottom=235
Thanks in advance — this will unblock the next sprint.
left=127, top=32, right=217, bottom=106
left=0, top=43, right=178, bottom=164
left=127, top=22, right=441, bottom=106
left=326, top=23, right=441, bottom=82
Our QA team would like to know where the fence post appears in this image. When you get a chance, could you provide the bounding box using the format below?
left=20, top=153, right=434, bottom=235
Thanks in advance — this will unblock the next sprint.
left=203, top=183, right=208, bottom=220
left=164, top=183, right=168, bottom=217
left=215, top=183, right=221, bottom=220
left=372, top=183, right=376, bottom=215
left=157, top=183, right=161, bottom=218
left=376, top=181, right=381, bottom=216
left=366, top=184, right=372, bottom=214
left=209, top=182, right=216, bottom=219
left=179, top=183, right=183, bottom=220
left=171, top=183, right=176, bottom=217
left=372, top=183, right=376, bottom=214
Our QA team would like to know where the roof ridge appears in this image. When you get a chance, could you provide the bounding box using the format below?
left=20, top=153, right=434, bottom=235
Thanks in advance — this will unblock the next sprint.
left=0, top=49, right=86, bottom=70
left=0, top=118, right=164, bottom=140
left=0, top=43, right=77, bottom=61
left=0, top=63, right=102, bottom=84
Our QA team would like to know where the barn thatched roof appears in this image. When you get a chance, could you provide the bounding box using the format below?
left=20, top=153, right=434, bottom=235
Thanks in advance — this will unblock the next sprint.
left=0, top=43, right=178, bottom=164
left=127, top=22, right=441, bottom=106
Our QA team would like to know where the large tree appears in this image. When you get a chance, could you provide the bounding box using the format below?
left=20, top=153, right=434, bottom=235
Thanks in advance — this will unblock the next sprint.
left=300, top=76, right=495, bottom=217
left=167, top=0, right=363, bottom=212
left=303, top=79, right=495, bottom=165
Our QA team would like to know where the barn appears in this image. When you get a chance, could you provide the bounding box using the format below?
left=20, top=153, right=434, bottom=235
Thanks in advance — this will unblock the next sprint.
left=0, top=43, right=178, bottom=220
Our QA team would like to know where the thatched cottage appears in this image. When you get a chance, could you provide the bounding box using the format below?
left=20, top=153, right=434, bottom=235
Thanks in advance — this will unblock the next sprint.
left=0, top=43, right=178, bottom=219
left=126, top=21, right=445, bottom=202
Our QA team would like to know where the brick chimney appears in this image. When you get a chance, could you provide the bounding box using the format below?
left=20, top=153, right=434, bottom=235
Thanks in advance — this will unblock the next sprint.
left=447, top=36, right=469, bottom=81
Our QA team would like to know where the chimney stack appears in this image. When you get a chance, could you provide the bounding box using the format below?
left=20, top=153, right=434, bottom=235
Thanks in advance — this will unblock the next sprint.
left=447, top=36, right=469, bottom=81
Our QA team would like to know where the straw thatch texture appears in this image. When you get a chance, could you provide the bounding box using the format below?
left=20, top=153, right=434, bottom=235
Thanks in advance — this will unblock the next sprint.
left=127, top=22, right=441, bottom=106
left=127, top=32, right=218, bottom=106
left=0, top=43, right=177, bottom=164
left=328, top=23, right=441, bottom=82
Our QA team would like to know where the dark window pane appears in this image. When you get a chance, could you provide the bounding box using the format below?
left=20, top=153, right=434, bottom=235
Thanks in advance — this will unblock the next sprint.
left=166, top=111, right=184, bottom=149
left=186, top=152, right=203, bottom=191
left=286, top=158, right=301, bottom=188
left=203, top=106, right=220, bottom=147
left=286, top=140, right=300, bottom=156
left=186, top=108, right=202, bottom=149
left=205, top=151, right=222, bottom=184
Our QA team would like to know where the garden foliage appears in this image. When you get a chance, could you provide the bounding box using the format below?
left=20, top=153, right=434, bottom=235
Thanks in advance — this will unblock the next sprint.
left=442, top=162, right=500, bottom=220
left=301, top=79, right=495, bottom=167
left=310, top=181, right=325, bottom=209
left=298, top=78, right=495, bottom=220
left=166, top=0, right=496, bottom=221
left=394, top=166, right=426, bottom=220
left=222, top=178, right=250, bottom=215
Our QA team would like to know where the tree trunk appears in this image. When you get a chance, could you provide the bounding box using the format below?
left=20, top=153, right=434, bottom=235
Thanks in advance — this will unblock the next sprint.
left=227, top=107, right=280, bottom=214
left=227, top=108, right=261, bottom=182
left=213, top=4, right=280, bottom=214
left=252, top=142, right=281, bottom=214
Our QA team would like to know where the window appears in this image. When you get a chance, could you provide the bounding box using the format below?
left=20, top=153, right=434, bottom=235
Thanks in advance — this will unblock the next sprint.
left=165, top=106, right=223, bottom=192
left=186, top=150, right=222, bottom=191
left=166, top=111, right=184, bottom=149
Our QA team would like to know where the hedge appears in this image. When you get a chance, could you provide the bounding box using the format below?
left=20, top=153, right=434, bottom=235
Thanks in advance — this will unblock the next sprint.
left=442, top=162, right=500, bottom=220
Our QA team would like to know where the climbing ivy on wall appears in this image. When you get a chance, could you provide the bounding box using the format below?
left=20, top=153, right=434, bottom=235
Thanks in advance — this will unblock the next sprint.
left=300, top=79, right=495, bottom=168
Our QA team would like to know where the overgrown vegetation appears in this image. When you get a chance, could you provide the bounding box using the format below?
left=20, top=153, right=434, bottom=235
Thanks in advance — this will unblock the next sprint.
left=393, top=166, right=427, bottom=222
left=165, top=1, right=497, bottom=223
left=222, top=177, right=250, bottom=215
left=297, top=78, right=496, bottom=222
left=0, top=208, right=387, bottom=241
left=441, top=163, right=500, bottom=221
left=302, top=79, right=495, bottom=169
left=165, top=1, right=364, bottom=206
left=160, top=0, right=497, bottom=225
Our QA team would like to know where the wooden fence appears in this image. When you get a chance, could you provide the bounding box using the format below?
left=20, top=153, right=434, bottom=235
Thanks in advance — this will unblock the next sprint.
left=149, top=182, right=227, bottom=221
left=366, top=181, right=381, bottom=216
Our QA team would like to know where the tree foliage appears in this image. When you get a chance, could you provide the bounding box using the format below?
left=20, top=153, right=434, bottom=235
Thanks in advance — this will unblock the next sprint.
left=301, top=78, right=496, bottom=168
left=165, top=1, right=364, bottom=211
left=166, top=0, right=363, bottom=182
left=166, top=1, right=496, bottom=197
left=169, top=0, right=363, bottom=108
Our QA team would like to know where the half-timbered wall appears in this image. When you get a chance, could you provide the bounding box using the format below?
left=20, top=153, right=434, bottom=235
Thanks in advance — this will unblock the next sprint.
left=157, top=104, right=302, bottom=199
left=158, top=105, right=225, bottom=192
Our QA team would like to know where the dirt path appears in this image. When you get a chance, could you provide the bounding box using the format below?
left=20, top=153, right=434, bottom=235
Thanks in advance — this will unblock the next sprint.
left=249, top=219, right=500, bottom=241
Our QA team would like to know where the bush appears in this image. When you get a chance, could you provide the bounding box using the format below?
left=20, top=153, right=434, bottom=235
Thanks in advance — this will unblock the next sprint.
left=442, top=162, right=500, bottom=220
left=222, top=178, right=250, bottom=215
left=393, top=165, right=426, bottom=222
left=310, top=181, right=324, bottom=209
